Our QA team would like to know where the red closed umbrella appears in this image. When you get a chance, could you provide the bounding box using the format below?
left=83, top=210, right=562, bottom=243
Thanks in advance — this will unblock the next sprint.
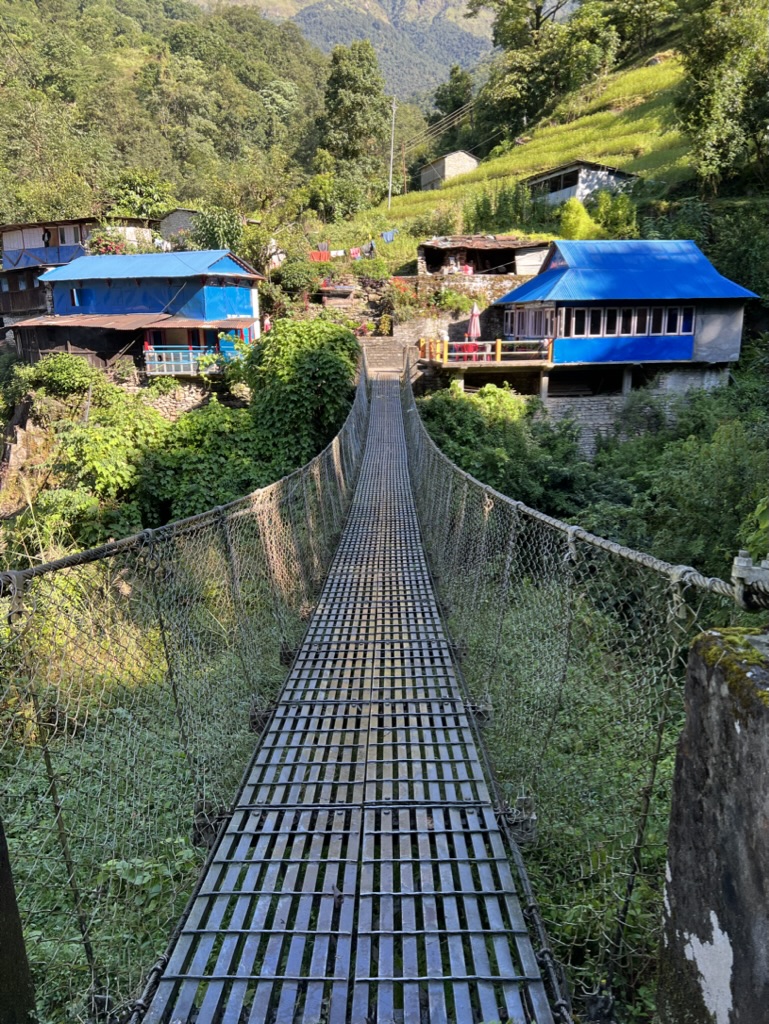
left=467, top=301, right=481, bottom=341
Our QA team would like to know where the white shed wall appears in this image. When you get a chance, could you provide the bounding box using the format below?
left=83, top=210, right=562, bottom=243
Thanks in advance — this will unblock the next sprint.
left=693, top=304, right=744, bottom=362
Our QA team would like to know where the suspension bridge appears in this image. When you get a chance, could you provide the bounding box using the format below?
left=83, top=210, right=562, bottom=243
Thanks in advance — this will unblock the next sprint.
left=1, top=361, right=763, bottom=1024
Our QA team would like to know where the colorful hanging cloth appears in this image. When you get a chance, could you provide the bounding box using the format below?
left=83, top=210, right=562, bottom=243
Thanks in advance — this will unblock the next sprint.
left=318, top=241, right=330, bottom=252
left=309, top=250, right=330, bottom=262
left=380, top=229, right=398, bottom=243
left=349, top=247, right=362, bottom=260
left=330, top=249, right=346, bottom=258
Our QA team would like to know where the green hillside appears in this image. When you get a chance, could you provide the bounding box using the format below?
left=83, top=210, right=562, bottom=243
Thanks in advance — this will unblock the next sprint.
left=199, top=0, right=494, bottom=98
left=387, top=59, right=690, bottom=224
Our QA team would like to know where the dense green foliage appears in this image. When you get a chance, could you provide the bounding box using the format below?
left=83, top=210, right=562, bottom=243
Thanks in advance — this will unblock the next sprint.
left=418, top=341, right=769, bottom=579
left=418, top=383, right=594, bottom=519
left=1, top=324, right=359, bottom=565
left=0, top=0, right=327, bottom=222
left=676, top=0, right=768, bottom=189
left=292, top=1, right=492, bottom=99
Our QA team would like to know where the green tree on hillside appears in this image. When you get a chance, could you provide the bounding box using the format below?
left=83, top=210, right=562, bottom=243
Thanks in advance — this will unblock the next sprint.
left=317, top=40, right=390, bottom=164
left=465, top=0, right=572, bottom=50
left=107, top=170, right=177, bottom=220
left=677, top=0, right=769, bottom=188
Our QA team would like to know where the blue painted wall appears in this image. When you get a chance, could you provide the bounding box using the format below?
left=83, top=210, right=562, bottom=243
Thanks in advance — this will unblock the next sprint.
left=52, top=278, right=255, bottom=319
left=552, top=335, right=695, bottom=364
left=3, top=244, right=86, bottom=271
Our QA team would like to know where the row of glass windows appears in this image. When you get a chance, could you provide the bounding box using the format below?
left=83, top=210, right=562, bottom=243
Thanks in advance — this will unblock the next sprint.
left=504, top=305, right=696, bottom=339
left=564, top=305, right=695, bottom=338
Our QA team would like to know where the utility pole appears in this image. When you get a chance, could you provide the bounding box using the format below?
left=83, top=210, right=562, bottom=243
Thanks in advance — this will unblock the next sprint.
left=387, top=96, right=397, bottom=210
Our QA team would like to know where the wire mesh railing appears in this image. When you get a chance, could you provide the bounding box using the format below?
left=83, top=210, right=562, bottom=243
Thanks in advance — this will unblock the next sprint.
left=400, top=363, right=760, bottom=1014
left=0, top=366, right=370, bottom=1023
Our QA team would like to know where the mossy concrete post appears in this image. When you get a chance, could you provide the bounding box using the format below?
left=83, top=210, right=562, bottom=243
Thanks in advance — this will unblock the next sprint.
left=657, top=629, right=769, bottom=1024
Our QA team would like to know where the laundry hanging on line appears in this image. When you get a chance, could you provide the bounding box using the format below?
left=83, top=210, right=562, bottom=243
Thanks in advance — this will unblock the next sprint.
left=380, top=229, right=398, bottom=243
left=309, top=250, right=331, bottom=262
left=317, top=241, right=330, bottom=252
left=330, top=249, right=346, bottom=258
left=349, top=247, right=362, bottom=260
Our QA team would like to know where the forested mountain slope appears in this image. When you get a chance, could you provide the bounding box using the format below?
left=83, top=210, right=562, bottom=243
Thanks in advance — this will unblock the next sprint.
left=200, top=0, right=493, bottom=97
left=0, top=0, right=328, bottom=223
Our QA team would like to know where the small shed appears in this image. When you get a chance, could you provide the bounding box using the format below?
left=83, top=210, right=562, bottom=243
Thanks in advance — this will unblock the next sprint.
left=158, top=208, right=200, bottom=241
left=522, top=161, right=638, bottom=206
left=417, top=236, right=549, bottom=276
left=420, top=151, right=479, bottom=191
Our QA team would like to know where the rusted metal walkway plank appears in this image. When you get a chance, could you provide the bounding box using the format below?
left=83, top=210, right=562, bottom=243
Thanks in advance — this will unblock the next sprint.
left=143, top=375, right=554, bottom=1024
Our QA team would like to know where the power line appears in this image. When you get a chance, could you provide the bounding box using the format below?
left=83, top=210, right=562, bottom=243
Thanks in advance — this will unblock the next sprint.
left=402, top=99, right=476, bottom=152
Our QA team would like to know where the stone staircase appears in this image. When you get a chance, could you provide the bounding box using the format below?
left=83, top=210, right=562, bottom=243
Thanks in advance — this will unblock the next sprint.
left=360, top=337, right=418, bottom=372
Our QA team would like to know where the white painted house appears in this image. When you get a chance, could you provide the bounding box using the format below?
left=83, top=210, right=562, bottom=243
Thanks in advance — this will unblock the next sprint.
left=522, top=160, right=638, bottom=206
left=420, top=151, right=480, bottom=191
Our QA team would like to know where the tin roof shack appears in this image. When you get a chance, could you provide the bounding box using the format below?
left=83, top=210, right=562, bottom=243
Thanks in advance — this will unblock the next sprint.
left=15, top=250, right=263, bottom=373
left=420, top=151, right=479, bottom=191
left=0, top=217, right=154, bottom=325
left=522, top=161, right=638, bottom=206
left=417, top=236, right=549, bottom=277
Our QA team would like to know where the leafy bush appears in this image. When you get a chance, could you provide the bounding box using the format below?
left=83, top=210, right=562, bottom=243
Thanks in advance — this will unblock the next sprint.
left=589, top=189, right=639, bottom=238
left=55, top=388, right=169, bottom=501
left=418, top=383, right=594, bottom=517
left=353, top=255, right=390, bottom=284
left=276, top=258, right=323, bottom=295
left=433, top=288, right=474, bottom=317
left=145, top=376, right=182, bottom=397
left=405, top=206, right=458, bottom=239
left=559, top=198, right=607, bottom=239
left=2, top=353, right=102, bottom=405
left=245, top=318, right=359, bottom=470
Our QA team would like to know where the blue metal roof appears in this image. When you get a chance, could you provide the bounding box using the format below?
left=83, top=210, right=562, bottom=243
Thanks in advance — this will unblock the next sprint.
left=39, top=250, right=261, bottom=282
left=495, top=240, right=758, bottom=304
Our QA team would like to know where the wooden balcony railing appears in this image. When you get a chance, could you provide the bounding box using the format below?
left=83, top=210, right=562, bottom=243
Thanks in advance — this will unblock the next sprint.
left=418, top=337, right=552, bottom=365
left=145, top=347, right=203, bottom=376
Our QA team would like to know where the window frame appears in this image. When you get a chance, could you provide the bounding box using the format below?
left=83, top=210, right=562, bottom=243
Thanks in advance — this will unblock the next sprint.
left=650, top=307, right=664, bottom=335
left=620, top=307, right=634, bottom=335
left=604, top=308, right=618, bottom=336
left=680, top=306, right=695, bottom=334
left=572, top=308, right=587, bottom=337
left=588, top=308, right=603, bottom=336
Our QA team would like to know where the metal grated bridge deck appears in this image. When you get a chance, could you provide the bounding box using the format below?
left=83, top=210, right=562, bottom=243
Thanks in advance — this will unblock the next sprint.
left=143, top=376, right=554, bottom=1024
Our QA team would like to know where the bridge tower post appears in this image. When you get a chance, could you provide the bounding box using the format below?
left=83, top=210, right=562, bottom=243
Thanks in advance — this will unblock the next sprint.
left=0, top=814, right=36, bottom=1022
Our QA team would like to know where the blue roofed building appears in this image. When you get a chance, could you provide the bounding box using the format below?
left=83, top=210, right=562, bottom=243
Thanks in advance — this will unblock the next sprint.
left=418, top=239, right=757, bottom=450
left=15, top=250, right=264, bottom=374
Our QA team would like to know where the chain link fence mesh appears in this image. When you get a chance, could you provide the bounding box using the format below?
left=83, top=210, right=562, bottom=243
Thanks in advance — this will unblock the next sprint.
left=401, top=367, right=759, bottom=1013
left=0, top=369, right=370, bottom=1023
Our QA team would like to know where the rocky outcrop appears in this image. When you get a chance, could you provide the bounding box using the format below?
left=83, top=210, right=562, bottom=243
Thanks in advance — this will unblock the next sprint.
left=658, top=629, right=769, bottom=1024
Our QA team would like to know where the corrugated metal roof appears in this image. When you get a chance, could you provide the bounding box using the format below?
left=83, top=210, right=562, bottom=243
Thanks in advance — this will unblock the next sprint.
left=39, top=250, right=263, bottom=283
left=0, top=216, right=148, bottom=232
left=151, top=316, right=257, bottom=329
left=495, top=240, right=758, bottom=303
left=521, top=160, right=637, bottom=184
left=419, top=235, right=550, bottom=252
left=14, top=313, right=170, bottom=329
